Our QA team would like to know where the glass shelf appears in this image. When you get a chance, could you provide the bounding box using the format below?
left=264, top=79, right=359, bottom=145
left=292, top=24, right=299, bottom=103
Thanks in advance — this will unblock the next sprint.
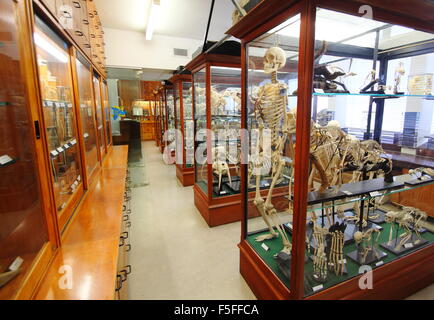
left=304, top=174, right=434, bottom=213
left=287, top=93, right=434, bottom=99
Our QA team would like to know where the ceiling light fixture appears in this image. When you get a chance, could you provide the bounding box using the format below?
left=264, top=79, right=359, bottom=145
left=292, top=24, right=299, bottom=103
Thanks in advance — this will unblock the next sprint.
left=146, top=0, right=161, bottom=41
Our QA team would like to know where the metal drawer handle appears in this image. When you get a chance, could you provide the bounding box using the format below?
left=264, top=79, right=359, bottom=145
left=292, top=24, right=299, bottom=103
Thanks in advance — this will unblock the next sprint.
left=84, top=43, right=91, bottom=48
left=115, top=274, right=123, bottom=291
left=83, top=19, right=89, bottom=25
left=123, top=215, right=129, bottom=222
left=75, top=30, right=84, bottom=36
left=121, top=231, right=129, bottom=239
left=72, top=1, right=81, bottom=8
left=125, top=244, right=131, bottom=252
left=122, top=265, right=132, bottom=275
left=125, top=222, right=131, bottom=228
left=119, top=237, right=125, bottom=247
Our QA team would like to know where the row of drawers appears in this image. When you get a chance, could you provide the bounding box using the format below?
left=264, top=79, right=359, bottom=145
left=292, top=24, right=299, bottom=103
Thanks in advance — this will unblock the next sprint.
left=39, top=0, right=106, bottom=76
left=115, top=171, right=132, bottom=300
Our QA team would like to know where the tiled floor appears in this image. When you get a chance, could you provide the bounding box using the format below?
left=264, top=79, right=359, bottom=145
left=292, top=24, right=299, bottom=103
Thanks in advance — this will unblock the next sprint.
left=128, top=141, right=433, bottom=300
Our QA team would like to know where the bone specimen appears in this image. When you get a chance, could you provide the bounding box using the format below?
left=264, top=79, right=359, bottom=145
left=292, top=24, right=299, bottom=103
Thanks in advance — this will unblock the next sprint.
left=386, top=207, right=428, bottom=250
left=327, top=222, right=346, bottom=276
left=394, top=61, right=406, bottom=94
left=354, top=228, right=381, bottom=264
left=311, top=214, right=329, bottom=282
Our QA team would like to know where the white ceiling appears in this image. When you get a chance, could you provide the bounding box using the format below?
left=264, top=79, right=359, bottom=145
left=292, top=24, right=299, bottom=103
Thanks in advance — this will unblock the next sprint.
left=94, top=0, right=235, bottom=41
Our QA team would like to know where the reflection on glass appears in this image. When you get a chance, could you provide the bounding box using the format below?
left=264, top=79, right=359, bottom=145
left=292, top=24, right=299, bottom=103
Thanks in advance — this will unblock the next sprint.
left=0, top=3, right=48, bottom=299
left=76, top=55, right=98, bottom=177
left=183, top=81, right=194, bottom=167
left=102, top=82, right=111, bottom=146
left=166, top=88, right=175, bottom=151
left=35, top=20, right=82, bottom=213
left=93, top=75, right=105, bottom=157
left=210, top=66, right=241, bottom=198
left=194, top=69, right=208, bottom=193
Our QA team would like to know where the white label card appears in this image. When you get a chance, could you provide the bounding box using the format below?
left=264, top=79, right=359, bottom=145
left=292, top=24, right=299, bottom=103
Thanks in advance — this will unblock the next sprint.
left=375, top=261, right=384, bottom=267
left=9, top=257, right=24, bottom=271
left=261, top=243, right=270, bottom=251
left=404, top=243, right=414, bottom=249
left=314, top=89, right=325, bottom=94
left=57, top=147, right=64, bottom=153
left=220, top=191, right=227, bottom=195
left=64, top=144, right=70, bottom=150
left=343, top=191, right=353, bottom=196
left=50, top=150, right=59, bottom=157
left=313, top=285, right=324, bottom=292
left=0, top=155, right=14, bottom=165
left=83, top=133, right=89, bottom=138
left=370, top=191, right=381, bottom=197
left=71, top=139, right=77, bottom=145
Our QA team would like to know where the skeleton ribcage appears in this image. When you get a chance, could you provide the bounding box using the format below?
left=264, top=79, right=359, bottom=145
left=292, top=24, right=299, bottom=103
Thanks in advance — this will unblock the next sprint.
left=259, top=83, right=287, bottom=146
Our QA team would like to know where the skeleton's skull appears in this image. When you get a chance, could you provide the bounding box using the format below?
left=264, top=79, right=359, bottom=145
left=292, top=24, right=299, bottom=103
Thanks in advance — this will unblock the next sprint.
left=354, top=231, right=363, bottom=244
left=264, top=47, right=286, bottom=74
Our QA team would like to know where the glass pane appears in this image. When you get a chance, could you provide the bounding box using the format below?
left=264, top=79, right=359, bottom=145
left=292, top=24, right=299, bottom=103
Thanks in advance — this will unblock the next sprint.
left=303, top=8, right=434, bottom=297
left=34, top=18, right=82, bottom=213
left=76, top=56, right=98, bottom=177
left=103, top=82, right=111, bottom=146
left=194, top=68, right=208, bottom=194
left=210, top=66, right=241, bottom=198
left=183, top=81, right=194, bottom=168
left=245, top=14, right=301, bottom=291
left=166, top=87, right=175, bottom=152
left=93, top=75, right=105, bottom=157
left=0, top=1, right=48, bottom=299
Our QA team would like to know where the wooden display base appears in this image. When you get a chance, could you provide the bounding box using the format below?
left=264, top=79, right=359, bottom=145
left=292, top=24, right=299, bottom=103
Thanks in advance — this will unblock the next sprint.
left=194, top=185, right=242, bottom=227
left=176, top=164, right=194, bottom=187
left=194, top=184, right=290, bottom=227
left=239, top=240, right=434, bottom=300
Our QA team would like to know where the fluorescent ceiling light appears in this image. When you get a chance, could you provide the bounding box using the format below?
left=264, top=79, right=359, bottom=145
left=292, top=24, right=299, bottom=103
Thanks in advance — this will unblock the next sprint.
left=34, top=32, right=68, bottom=63
left=146, top=0, right=161, bottom=41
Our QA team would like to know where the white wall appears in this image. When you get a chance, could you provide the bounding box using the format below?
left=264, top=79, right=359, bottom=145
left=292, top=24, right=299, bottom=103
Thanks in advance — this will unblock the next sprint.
left=104, top=27, right=203, bottom=70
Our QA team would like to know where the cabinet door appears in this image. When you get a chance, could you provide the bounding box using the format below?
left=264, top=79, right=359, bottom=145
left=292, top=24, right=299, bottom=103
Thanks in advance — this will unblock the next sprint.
left=33, top=16, right=84, bottom=229
left=0, top=0, right=49, bottom=299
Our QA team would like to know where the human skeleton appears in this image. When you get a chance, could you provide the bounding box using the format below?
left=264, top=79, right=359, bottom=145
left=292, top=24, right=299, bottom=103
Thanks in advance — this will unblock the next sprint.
left=251, top=47, right=293, bottom=254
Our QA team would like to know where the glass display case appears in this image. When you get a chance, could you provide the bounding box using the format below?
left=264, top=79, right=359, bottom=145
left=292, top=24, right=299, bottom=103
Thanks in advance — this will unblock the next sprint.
left=188, top=52, right=245, bottom=227
left=75, top=51, right=99, bottom=182
left=165, top=85, right=176, bottom=157
left=171, top=73, right=195, bottom=186
left=159, top=86, right=168, bottom=154
left=0, top=0, right=50, bottom=299
left=230, top=0, right=434, bottom=300
left=34, top=16, right=84, bottom=229
left=93, top=73, right=105, bottom=160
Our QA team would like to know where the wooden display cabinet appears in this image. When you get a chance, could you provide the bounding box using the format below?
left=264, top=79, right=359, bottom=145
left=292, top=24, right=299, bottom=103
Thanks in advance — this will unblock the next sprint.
left=0, top=0, right=59, bottom=300
left=170, top=73, right=195, bottom=186
left=186, top=51, right=291, bottom=227
left=71, top=48, right=101, bottom=190
left=158, top=86, right=167, bottom=154
left=228, top=0, right=434, bottom=300
left=33, top=14, right=85, bottom=232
